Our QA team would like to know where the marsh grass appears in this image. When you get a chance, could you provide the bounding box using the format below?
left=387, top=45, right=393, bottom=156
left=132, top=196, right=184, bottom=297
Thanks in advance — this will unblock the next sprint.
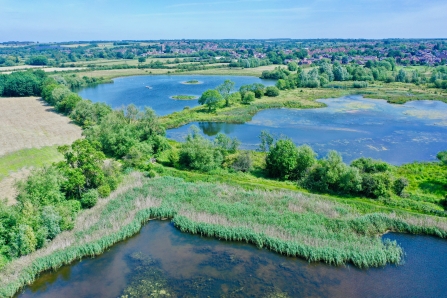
left=3, top=174, right=447, bottom=297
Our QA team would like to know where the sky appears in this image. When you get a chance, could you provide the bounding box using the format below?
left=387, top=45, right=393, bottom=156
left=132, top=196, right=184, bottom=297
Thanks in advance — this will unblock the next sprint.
left=0, top=0, right=446, bottom=42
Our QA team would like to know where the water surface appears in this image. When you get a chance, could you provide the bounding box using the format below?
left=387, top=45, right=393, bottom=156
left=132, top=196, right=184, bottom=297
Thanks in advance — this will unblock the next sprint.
left=18, top=221, right=447, bottom=298
left=167, top=96, right=447, bottom=164
left=78, top=75, right=274, bottom=116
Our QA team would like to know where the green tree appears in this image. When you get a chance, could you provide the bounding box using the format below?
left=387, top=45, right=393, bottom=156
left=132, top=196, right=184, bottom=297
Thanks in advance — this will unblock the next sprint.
left=57, top=139, right=106, bottom=200
left=437, top=151, right=447, bottom=165
left=198, top=89, right=223, bottom=112
left=179, top=126, right=223, bottom=172
left=216, top=80, right=235, bottom=107
left=266, top=139, right=299, bottom=180
left=265, top=86, right=280, bottom=97
left=295, top=145, right=317, bottom=179
left=241, top=91, right=255, bottom=104
left=287, top=62, right=298, bottom=71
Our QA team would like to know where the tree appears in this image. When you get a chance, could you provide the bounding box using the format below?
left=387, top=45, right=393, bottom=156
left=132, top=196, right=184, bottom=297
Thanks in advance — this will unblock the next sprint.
left=26, top=55, right=48, bottom=66
left=437, top=151, right=447, bottom=165
left=231, top=151, right=253, bottom=172
left=138, top=57, right=146, bottom=63
left=214, top=133, right=240, bottom=156
left=265, top=86, right=280, bottom=97
left=259, top=130, right=274, bottom=152
left=241, top=91, right=255, bottom=104
left=198, top=89, right=223, bottom=112
left=57, top=139, right=106, bottom=200
left=396, top=69, right=407, bottom=82
left=179, top=126, right=223, bottom=172
left=216, top=80, right=235, bottom=107
left=287, top=62, right=298, bottom=71
left=266, top=139, right=299, bottom=180
left=295, top=145, right=317, bottom=178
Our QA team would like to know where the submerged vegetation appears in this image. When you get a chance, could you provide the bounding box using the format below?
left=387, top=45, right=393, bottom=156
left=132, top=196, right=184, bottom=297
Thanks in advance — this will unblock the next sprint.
left=171, top=95, right=197, bottom=100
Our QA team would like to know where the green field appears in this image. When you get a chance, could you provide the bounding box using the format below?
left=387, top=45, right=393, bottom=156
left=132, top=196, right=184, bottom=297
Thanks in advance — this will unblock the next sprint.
left=0, top=146, right=62, bottom=182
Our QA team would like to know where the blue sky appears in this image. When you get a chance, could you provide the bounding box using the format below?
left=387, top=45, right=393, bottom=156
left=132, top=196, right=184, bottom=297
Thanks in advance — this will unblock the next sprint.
left=0, top=0, right=446, bottom=42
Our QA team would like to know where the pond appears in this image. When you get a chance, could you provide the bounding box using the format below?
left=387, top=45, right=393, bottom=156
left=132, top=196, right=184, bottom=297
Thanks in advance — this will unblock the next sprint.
left=77, top=75, right=275, bottom=116
left=17, top=221, right=447, bottom=298
left=167, top=96, right=447, bottom=165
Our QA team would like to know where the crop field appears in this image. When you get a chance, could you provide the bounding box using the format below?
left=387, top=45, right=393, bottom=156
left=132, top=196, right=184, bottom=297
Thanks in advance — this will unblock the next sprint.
left=0, top=97, right=82, bottom=156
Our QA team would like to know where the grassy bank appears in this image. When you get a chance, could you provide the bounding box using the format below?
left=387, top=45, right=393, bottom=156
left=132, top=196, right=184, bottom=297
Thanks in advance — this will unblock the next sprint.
left=3, top=173, right=447, bottom=297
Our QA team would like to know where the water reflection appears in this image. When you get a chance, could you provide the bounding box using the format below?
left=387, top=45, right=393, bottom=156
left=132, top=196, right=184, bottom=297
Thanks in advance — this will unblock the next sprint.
left=18, top=221, right=447, bottom=298
left=167, top=96, right=447, bottom=165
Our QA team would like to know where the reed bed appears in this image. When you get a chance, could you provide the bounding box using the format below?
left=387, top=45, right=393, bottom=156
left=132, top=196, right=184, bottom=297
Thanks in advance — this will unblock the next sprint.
left=2, top=175, right=447, bottom=297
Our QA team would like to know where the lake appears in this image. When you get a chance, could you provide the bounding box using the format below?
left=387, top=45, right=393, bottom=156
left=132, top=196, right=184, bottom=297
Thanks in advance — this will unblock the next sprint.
left=167, top=96, right=447, bottom=165
left=78, top=75, right=275, bottom=116
left=17, top=220, right=447, bottom=298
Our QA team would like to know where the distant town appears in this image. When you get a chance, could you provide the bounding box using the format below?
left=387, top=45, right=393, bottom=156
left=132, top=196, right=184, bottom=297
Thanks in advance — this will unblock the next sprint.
left=1, top=39, right=446, bottom=68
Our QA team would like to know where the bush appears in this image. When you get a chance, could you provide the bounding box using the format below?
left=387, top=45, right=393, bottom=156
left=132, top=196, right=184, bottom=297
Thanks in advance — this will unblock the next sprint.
left=98, top=184, right=111, bottom=198
left=393, top=177, right=409, bottom=196
left=266, top=139, right=299, bottom=180
left=80, top=189, right=99, bottom=208
left=295, top=145, right=317, bottom=178
left=361, top=172, right=394, bottom=198
left=241, top=91, right=255, bottom=104
left=231, top=151, right=253, bottom=172
left=40, top=206, right=61, bottom=240
left=265, top=86, right=280, bottom=97
left=179, top=126, right=223, bottom=172
left=353, top=81, right=368, bottom=88
left=351, top=157, right=391, bottom=173
left=437, top=151, right=447, bottom=165
left=26, top=55, right=48, bottom=66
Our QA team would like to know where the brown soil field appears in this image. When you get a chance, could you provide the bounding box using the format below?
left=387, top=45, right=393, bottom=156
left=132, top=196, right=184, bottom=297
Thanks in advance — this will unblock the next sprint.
left=0, top=97, right=82, bottom=156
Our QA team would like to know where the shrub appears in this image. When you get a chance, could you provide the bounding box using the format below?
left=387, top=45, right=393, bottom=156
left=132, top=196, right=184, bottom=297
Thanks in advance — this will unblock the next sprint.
left=265, top=86, right=280, bottom=97
left=98, top=184, right=111, bottom=198
left=266, top=139, right=299, bottom=180
left=80, top=189, right=99, bottom=209
left=40, top=206, right=62, bottom=240
left=179, top=126, right=223, bottom=172
left=295, top=145, right=317, bottom=179
left=231, top=151, right=253, bottom=172
left=351, top=157, right=391, bottom=173
left=361, top=172, right=394, bottom=198
left=437, top=151, right=447, bottom=165
left=241, top=91, right=255, bottom=104
left=393, top=177, right=409, bottom=196
left=10, top=225, right=37, bottom=257
left=353, top=81, right=368, bottom=88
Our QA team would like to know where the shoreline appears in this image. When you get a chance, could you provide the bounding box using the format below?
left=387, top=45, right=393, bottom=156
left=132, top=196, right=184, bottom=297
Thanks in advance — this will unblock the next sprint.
left=3, top=174, right=447, bottom=297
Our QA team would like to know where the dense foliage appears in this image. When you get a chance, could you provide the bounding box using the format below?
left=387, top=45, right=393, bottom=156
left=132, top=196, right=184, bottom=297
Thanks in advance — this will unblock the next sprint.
left=0, top=70, right=47, bottom=97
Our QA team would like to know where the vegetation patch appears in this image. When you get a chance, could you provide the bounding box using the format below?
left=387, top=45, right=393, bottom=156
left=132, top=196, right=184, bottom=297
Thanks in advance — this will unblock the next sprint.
left=170, top=95, right=198, bottom=100
left=181, top=80, right=202, bottom=85
left=3, top=173, right=447, bottom=297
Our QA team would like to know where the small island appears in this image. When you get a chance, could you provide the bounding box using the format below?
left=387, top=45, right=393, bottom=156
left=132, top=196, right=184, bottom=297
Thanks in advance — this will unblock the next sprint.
left=181, top=80, right=202, bottom=85
left=170, top=95, right=199, bottom=100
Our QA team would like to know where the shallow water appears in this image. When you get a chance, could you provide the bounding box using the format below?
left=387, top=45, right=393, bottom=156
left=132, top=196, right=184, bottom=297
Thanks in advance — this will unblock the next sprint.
left=77, top=75, right=275, bottom=116
left=167, top=96, right=447, bottom=165
left=17, top=221, right=447, bottom=298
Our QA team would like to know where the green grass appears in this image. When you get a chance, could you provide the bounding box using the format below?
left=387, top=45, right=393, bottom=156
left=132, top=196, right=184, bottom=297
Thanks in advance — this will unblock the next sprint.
left=0, top=146, right=62, bottom=181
